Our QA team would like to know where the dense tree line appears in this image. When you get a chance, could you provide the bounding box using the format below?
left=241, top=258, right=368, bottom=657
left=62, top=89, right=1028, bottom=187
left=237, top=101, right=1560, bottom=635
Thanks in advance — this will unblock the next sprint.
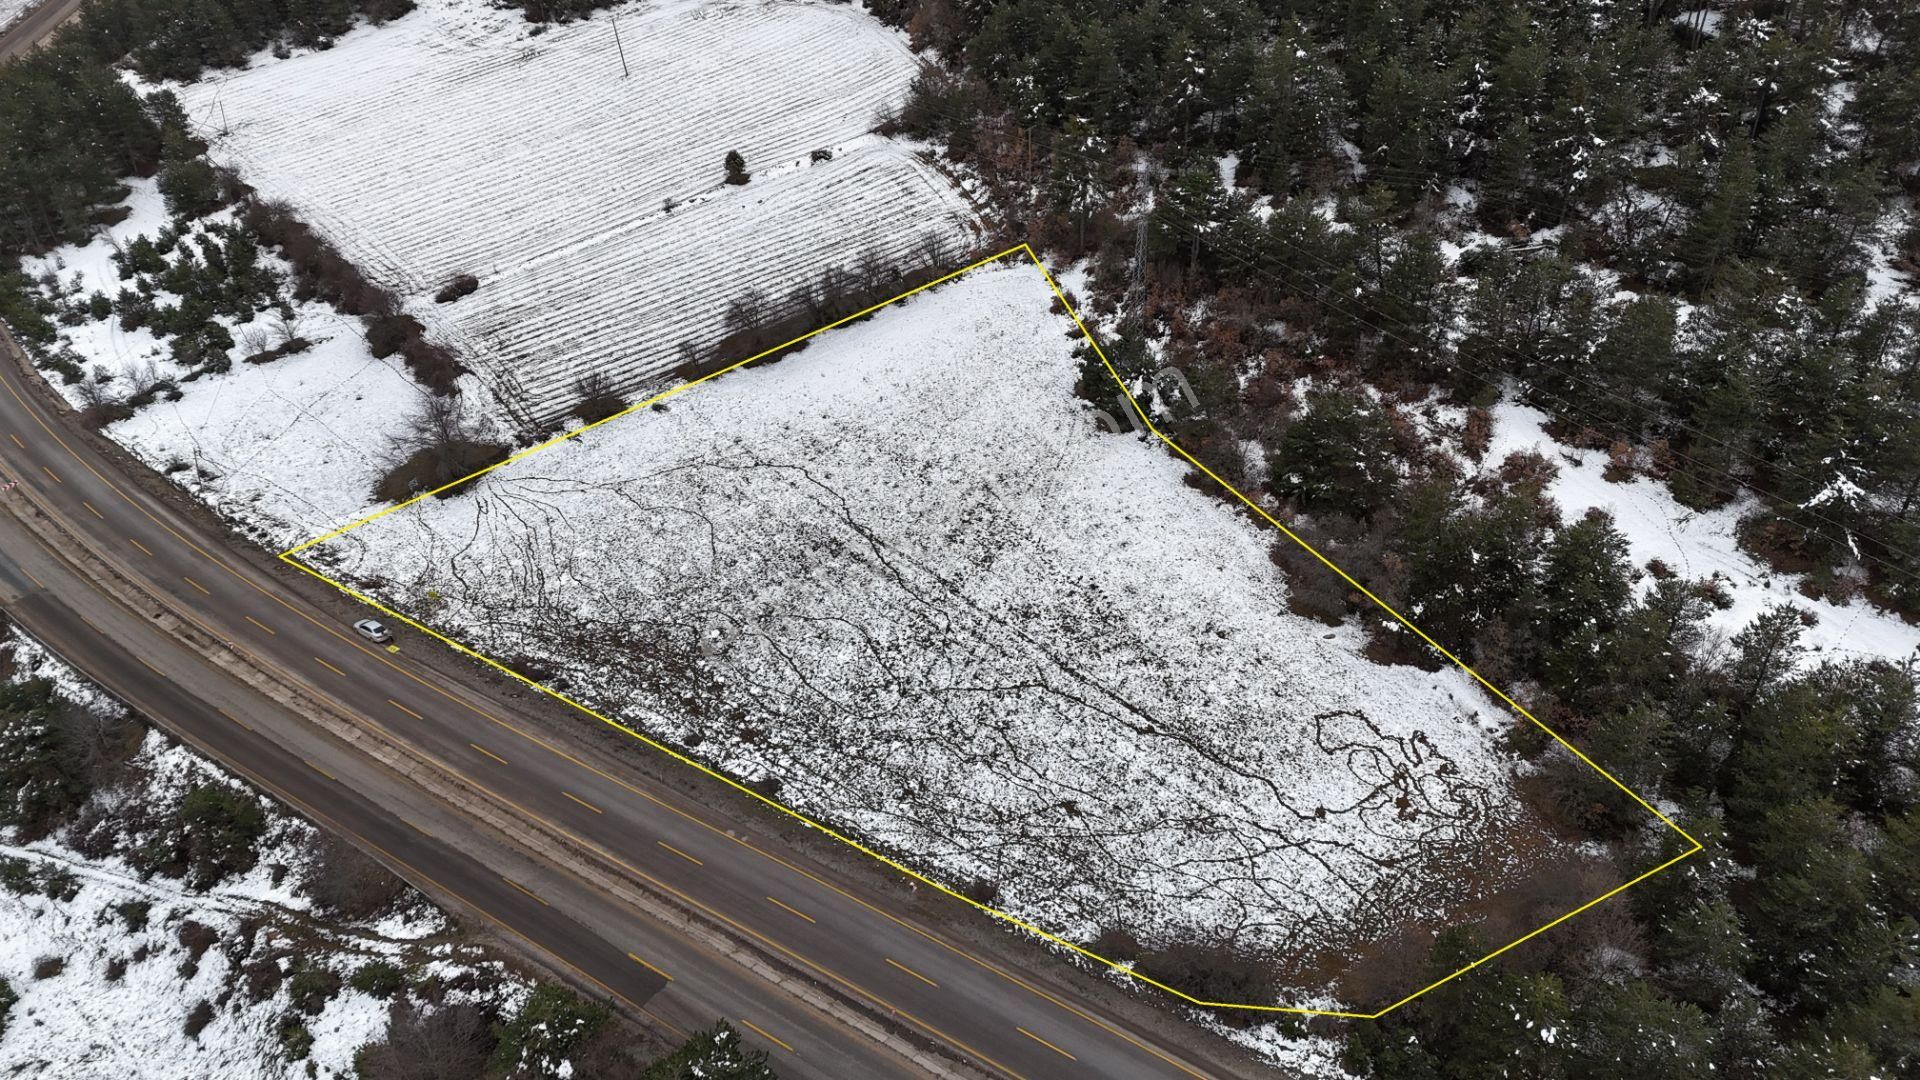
left=886, top=0, right=1920, bottom=614
left=875, top=0, right=1920, bottom=1073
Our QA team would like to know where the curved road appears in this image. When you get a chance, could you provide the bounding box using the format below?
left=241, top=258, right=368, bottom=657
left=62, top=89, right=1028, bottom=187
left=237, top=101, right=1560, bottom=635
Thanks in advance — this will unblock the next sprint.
left=0, top=336, right=1266, bottom=1080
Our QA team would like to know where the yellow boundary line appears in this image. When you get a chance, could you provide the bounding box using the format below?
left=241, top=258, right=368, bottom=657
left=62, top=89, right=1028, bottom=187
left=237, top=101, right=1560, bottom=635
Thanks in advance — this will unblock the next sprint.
left=280, top=243, right=1702, bottom=1019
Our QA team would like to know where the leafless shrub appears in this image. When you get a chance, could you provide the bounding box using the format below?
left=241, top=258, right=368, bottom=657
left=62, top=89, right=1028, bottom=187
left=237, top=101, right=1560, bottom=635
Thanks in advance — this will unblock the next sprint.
left=303, top=834, right=409, bottom=920
left=353, top=1002, right=494, bottom=1080
left=372, top=394, right=508, bottom=503
left=570, top=370, right=626, bottom=425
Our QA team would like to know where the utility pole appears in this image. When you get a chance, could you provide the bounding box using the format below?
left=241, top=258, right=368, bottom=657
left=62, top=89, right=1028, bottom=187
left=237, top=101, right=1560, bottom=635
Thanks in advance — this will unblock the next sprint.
left=611, top=14, right=629, bottom=78
left=218, top=101, right=230, bottom=136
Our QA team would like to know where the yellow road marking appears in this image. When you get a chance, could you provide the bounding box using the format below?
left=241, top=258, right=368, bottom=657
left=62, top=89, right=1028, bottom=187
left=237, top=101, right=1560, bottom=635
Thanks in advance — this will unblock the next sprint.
left=0, top=372, right=708, bottom=1045
left=137, top=657, right=164, bottom=677
left=20, top=566, right=42, bottom=590
left=388, top=698, right=423, bottom=720
left=627, top=952, right=674, bottom=981
left=885, top=957, right=938, bottom=988
left=40, top=465, right=58, bottom=484
left=127, top=537, right=153, bottom=556
left=656, top=840, right=703, bottom=867
left=312, top=655, right=347, bottom=677
left=502, top=876, right=549, bottom=906
left=305, top=759, right=336, bottom=781
left=82, top=500, right=101, bottom=518
left=405, top=819, right=432, bottom=837
left=738, top=1019, right=793, bottom=1053
left=182, top=575, right=209, bottom=595
left=561, top=790, right=603, bottom=814
left=1018, top=1028, right=1076, bottom=1061
left=470, top=742, right=509, bottom=766
left=8, top=433, right=21, bottom=448
left=244, top=615, right=276, bottom=635
left=215, top=707, right=252, bottom=731
left=766, top=896, right=815, bottom=924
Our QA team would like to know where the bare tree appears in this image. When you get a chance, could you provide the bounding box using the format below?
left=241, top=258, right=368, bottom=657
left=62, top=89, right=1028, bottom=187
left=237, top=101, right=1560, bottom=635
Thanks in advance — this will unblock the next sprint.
left=353, top=1002, right=493, bottom=1080
left=303, top=833, right=408, bottom=919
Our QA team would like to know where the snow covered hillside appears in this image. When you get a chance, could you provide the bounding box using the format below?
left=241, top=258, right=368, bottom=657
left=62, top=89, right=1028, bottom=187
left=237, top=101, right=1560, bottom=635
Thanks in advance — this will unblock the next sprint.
left=0, top=633, right=530, bottom=1079
left=307, top=261, right=1542, bottom=967
left=179, top=0, right=981, bottom=425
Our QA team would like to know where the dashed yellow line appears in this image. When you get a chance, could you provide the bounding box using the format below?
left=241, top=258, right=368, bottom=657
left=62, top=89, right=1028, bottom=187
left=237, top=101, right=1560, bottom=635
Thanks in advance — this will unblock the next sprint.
left=20, top=566, right=42, bottom=590
left=502, top=875, right=549, bottom=907
left=470, top=742, right=509, bottom=766
left=312, top=655, right=347, bottom=677
left=136, top=657, right=165, bottom=677
left=182, top=575, right=209, bottom=595
left=656, top=840, right=703, bottom=867
left=127, top=537, right=152, bottom=556
left=215, top=707, right=252, bottom=731
left=40, top=465, right=58, bottom=484
left=738, top=1019, right=793, bottom=1053
left=1017, top=1027, right=1075, bottom=1061
left=8, top=433, right=22, bottom=449
left=405, top=819, right=433, bottom=837
left=627, top=952, right=674, bottom=981
left=561, top=790, right=604, bottom=814
left=885, top=957, right=939, bottom=988
left=388, top=698, right=423, bottom=720
left=766, top=896, right=816, bottom=924
left=82, top=500, right=102, bottom=518
left=305, top=759, right=337, bottom=781
left=244, top=615, right=276, bottom=635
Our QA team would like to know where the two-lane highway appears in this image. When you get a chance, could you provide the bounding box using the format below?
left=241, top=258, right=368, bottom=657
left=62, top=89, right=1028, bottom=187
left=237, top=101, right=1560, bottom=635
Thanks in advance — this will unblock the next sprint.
left=0, top=341, right=1261, bottom=1080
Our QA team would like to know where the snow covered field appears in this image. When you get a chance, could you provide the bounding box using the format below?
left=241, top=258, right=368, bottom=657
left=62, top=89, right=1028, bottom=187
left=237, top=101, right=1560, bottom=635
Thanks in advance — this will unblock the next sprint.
left=21, top=178, right=445, bottom=551
left=179, top=0, right=981, bottom=425
left=0, top=634, right=528, bottom=1079
left=0, top=0, right=32, bottom=31
left=306, top=261, right=1536, bottom=963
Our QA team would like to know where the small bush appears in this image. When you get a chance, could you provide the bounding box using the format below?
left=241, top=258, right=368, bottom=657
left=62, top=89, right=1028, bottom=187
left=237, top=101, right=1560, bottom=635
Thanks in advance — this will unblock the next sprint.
left=434, top=274, right=479, bottom=303
left=278, top=1015, right=314, bottom=1061
left=31, top=956, right=64, bottom=980
left=288, top=967, right=342, bottom=1014
left=104, top=957, right=127, bottom=982
left=115, top=900, right=151, bottom=932
left=183, top=999, right=215, bottom=1039
left=348, top=960, right=407, bottom=999
left=242, top=337, right=311, bottom=365
left=373, top=439, right=509, bottom=503
left=570, top=370, right=626, bottom=425
left=177, top=919, right=219, bottom=964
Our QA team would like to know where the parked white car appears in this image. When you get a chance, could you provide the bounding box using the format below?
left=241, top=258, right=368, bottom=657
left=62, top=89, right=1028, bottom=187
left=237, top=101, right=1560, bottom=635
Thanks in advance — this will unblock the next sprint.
left=353, top=618, right=393, bottom=644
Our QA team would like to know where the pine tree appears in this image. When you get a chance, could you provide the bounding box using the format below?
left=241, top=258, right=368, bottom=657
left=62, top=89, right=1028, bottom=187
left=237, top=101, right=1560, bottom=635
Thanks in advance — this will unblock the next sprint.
left=1745, top=798, right=1907, bottom=1014
left=724, top=150, right=749, bottom=186
left=1566, top=981, right=1714, bottom=1080
left=1271, top=386, right=1398, bottom=519
left=1677, top=135, right=1757, bottom=295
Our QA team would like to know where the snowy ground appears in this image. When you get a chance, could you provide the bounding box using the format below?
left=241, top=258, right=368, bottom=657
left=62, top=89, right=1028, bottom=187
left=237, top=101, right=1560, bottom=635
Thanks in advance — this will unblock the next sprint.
left=0, top=0, right=32, bottom=31
left=0, top=633, right=528, bottom=1078
left=21, top=178, right=449, bottom=552
left=178, top=0, right=981, bottom=425
left=1485, top=400, right=1920, bottom=666
left=307, top=261, right=1537, bottom=965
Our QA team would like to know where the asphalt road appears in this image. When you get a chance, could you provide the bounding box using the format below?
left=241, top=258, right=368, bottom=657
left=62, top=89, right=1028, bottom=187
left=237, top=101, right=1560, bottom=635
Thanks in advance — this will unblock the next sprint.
left=0, top=0, right=85, bottom=60
left=0, top=339, right=1257, bottom=1080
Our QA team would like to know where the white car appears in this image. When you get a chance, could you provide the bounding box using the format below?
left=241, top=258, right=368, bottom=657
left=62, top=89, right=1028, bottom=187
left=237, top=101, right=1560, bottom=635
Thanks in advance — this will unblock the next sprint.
left=353, top=618, right=394, bottom=644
